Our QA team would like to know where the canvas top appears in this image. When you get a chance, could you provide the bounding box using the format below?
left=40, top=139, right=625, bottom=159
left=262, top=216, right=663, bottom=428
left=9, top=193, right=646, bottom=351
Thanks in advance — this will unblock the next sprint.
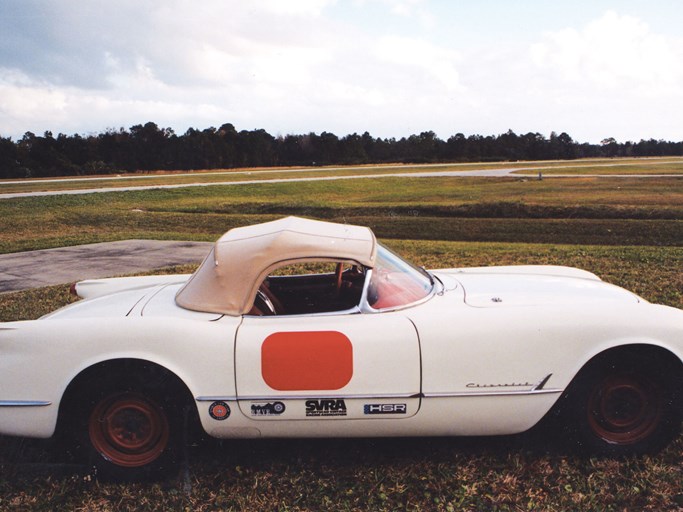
left=175, top=216, right=377, bottom=315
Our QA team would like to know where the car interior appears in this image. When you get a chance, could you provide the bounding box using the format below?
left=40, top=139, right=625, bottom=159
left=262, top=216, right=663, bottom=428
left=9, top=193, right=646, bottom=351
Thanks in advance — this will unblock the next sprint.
left=248, top=262, right=367, bottom=316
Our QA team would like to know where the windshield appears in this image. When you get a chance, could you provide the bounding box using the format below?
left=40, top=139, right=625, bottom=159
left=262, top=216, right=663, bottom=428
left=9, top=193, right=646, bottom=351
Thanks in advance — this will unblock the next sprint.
left=366, top=244, right=434, bottom=310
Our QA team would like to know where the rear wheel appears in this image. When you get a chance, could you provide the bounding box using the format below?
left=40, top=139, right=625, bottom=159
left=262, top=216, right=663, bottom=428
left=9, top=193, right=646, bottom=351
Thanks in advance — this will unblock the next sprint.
left=566, top=354, right=681, bottom=455
left=73, top=376, right=183, bottom=481
left=88, top=392, right=171, bottom=470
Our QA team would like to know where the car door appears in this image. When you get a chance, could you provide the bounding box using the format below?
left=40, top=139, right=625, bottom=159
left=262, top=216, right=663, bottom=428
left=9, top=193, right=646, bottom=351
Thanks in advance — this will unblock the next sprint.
left=234, top=312, right=421, bottom=422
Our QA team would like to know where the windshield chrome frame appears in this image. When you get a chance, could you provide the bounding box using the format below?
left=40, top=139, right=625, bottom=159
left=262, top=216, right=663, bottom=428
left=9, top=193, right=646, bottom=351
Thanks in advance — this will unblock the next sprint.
left=360, top=268, right=439, bottom=313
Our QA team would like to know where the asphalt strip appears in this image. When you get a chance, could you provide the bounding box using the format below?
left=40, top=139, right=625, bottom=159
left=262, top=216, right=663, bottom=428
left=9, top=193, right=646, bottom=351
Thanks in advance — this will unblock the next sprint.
left=0, top=240, right=212, bottom=293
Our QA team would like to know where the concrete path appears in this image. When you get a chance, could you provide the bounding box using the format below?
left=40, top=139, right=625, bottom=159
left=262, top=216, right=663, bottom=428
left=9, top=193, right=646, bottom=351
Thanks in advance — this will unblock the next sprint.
left=0, top=169, right=515, bottom=199
left=0, top=240, right=212, bottom=293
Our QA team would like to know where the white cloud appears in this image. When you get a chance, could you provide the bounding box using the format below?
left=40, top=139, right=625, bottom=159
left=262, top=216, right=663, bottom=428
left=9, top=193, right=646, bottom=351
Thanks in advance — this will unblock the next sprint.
left=374, top=36, right=462, bottom=92
left=0, top=69, right=67, bottom=135
left=531, top=10, right=683, bottom=94
left=354, top=0, right=435, bottom=28
left=258, top=0, right=337, bottom=17
left=434, top=9, right=683, bottom=143
left=1, top=2, right=682, bottom=144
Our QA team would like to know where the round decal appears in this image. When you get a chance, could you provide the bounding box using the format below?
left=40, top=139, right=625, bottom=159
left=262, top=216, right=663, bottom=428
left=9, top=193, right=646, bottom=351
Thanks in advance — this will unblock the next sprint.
left=209, top=401, right=231, bottom=421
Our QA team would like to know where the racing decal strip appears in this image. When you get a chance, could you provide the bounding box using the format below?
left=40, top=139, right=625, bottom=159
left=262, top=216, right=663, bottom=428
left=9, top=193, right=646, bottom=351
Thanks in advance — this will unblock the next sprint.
left=0, top=400, right=52, bottom=407
left=196, top=392, right=421, bottom=402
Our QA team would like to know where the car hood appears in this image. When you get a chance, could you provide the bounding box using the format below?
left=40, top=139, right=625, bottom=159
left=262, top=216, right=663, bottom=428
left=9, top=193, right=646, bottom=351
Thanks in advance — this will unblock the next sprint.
left=436, top=266, right=643, bottom=308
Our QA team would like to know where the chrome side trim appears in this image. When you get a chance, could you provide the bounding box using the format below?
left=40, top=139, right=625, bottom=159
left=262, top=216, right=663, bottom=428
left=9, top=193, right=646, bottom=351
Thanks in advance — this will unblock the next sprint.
left=0, top=400, right=52, bottom=407
left=196, top=388, right=562, bottom=403
left=245, top=305, right=362, bottom=319
left=196, top=392, right=421, bottom=402
left=424, top=388, right=563, bottom=398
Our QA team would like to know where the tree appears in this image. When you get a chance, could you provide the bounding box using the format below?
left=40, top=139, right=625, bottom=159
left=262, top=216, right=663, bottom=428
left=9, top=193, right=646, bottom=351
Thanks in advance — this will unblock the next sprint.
left=1, top=123, right=682, bottom=178
left=129, top=122, right=174, bottom=170
left=338, top=133, right=368, bottom=164
left=600, top=137, right=619, bottom=158
left=445, top=133, right=467, bottom=161
left=0, top=136, right=21, bottom=178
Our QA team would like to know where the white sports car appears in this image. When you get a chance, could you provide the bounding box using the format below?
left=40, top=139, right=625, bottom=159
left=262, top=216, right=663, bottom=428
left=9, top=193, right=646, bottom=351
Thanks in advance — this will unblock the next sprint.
left=0, top=217, right=681, bottom=480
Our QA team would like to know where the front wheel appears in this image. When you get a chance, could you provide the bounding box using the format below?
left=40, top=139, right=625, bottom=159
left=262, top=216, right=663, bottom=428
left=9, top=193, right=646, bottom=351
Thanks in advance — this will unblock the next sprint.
left=566, top=357, right=681, bottom=455
left=586, top=375, right=662, bottom=446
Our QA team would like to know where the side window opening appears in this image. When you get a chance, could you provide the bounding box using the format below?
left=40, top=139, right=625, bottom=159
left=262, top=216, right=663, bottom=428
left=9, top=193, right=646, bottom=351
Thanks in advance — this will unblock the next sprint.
left=248, top=261, right=366, bottom=316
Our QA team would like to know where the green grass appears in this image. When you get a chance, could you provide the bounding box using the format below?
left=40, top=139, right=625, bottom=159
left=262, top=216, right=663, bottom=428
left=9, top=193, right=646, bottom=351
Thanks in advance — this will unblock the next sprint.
left=0, top=161, right=681, bottom=510
left=1, top=176, right=682, bottom=254
left=2, top=435, right=682, bottom=511
left=1, top=157, right=682, bottom=194
left=516, top=159, right=683, bottom=175
left=0, top=241, right=682, bottom=510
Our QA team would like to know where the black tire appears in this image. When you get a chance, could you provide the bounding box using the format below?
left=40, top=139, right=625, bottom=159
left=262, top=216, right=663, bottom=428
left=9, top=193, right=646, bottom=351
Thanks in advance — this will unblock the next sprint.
left=73, top=375, right=183, bottom=482
left=564, top=354, right=681, bottom=455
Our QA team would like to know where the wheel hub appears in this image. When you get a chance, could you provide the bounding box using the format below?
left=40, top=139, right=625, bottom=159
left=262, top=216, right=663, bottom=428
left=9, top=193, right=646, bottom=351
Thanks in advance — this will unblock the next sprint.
left=588, top=376, right=662, bottom=445
left=89, top=393, right=170, bottom=467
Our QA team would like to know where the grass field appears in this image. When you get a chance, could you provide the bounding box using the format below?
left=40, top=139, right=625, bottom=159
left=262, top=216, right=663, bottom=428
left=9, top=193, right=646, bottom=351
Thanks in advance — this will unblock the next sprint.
left=0, top=159, right=681, bottom=510
left=1, top=242, right=682, bottom=511
left=1, top=174, right=682, bottom=254
left=1, top=157, right=682, bottom=194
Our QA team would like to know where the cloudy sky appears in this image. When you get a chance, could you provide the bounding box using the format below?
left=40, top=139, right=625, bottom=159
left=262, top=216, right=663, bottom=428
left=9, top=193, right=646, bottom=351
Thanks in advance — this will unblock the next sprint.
left=1, top=0, right=682, bottom=143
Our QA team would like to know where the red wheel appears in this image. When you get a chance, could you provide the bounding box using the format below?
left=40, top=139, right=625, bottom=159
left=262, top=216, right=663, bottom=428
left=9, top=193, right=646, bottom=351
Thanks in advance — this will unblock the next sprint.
left=586, top=376, right=662, bottom=445
left=88, top=393, right=170, bottom=468
left=564, top=351, right=681, bottom=455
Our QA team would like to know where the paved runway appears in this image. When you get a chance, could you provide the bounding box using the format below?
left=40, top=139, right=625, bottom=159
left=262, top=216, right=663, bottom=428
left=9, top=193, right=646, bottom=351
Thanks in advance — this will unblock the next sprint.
left=0, top=240, right=212, bottom=293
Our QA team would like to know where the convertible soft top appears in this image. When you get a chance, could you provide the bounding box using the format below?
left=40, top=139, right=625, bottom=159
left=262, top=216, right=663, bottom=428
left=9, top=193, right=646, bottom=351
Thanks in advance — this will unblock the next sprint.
left=175, top=216, right=377, bottom=315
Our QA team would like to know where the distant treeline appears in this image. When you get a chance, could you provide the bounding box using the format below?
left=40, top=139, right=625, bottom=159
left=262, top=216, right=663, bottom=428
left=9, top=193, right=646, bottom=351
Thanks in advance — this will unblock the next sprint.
left=1, top=122, right=682, bottom=179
